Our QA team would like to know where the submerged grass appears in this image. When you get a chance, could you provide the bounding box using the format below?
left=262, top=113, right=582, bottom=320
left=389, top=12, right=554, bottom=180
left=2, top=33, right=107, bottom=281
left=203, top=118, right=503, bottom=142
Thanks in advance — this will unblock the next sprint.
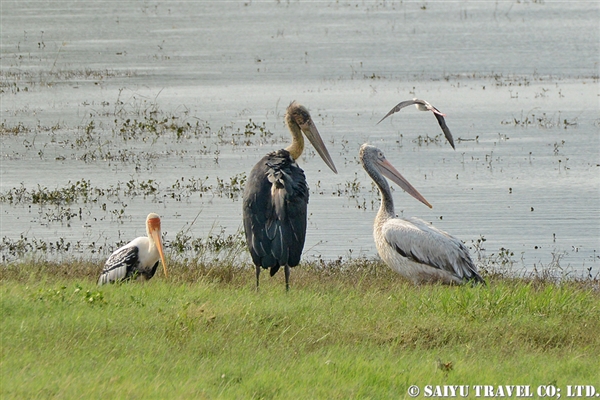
left=2, top=259, right=599, bottom=398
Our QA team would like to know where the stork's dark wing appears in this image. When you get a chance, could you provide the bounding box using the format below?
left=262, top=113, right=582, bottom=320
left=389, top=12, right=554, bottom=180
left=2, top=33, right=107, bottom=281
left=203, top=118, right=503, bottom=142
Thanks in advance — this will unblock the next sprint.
left=376, top=100, right=417, bottom=125
left=98, top=245, right=139, bottom=285
left=242, top=150, right=309, bottom=271
left=433, top=111, right=455, bottom=149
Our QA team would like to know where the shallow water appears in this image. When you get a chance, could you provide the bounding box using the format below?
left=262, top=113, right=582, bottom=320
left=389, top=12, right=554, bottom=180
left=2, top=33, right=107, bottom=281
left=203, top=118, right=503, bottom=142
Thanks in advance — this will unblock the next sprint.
left=1, top=1, right=599, bottom=274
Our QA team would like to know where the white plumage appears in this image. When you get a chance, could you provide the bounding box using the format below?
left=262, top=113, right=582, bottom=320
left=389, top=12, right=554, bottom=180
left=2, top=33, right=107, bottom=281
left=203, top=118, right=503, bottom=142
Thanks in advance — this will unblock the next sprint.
left=98, top=213, right=168, bottom=285
left=360, top=144, right=484, bottom=285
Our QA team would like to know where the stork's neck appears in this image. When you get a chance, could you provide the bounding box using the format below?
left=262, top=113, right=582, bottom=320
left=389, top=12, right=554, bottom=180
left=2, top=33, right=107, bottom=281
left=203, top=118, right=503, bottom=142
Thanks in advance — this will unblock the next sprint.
left=146, top=226, right=157, bottom=251
left=284, top=122, right=304, bottom=160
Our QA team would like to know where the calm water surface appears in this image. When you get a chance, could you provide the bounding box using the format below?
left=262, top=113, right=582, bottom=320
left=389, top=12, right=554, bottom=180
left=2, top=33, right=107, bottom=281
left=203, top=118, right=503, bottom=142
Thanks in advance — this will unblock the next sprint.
left=1, top=1, right=599, bottom=274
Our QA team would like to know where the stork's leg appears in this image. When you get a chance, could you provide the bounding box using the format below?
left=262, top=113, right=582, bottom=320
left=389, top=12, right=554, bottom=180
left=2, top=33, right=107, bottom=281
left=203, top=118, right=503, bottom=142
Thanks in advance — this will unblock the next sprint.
left=255, top=265, right=261, bottom=291
left=284, top=265, right=290, bottom=291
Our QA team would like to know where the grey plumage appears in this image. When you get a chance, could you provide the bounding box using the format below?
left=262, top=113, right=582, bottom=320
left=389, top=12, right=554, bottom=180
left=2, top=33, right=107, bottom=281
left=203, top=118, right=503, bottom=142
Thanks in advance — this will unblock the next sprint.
left=360, top=144, right=484, bottom=285
left=243, top=150, right=308, bottom=278
left=242, top=102, right=337, bottom=290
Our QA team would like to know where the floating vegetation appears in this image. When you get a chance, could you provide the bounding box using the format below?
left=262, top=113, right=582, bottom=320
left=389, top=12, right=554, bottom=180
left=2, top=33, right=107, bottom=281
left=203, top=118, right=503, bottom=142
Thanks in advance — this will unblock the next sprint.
left=115, top=114, right=208, bottom=142
left=243, top=119, right=273, bottom=138
left=0, top=174, right=250, bottom=208
left=168, top=176, right=212, bottom=200
left=0, top=180, right=99, bottom=205
left=0, top=179, right=146, bottom=205
left=170, top=227, right=246, bottom=260
left=440, top=71, right=598, bottom=86
left=1, top=97, right=288, bottom=173
left=553, top=140, right=566, bottom=155
left=501, top=111, right=578, bottom=129
left=0, top=121, right=30, bottom=135
left=1, top=235, right=78, bottom=262
left=123, top=179, right=160, bottom=197
left=0, top=67, right=138, bottom=94
left=413, top=133, right=446, bottom=146
left=215, top=173, right=247, bottom=200
left=334, top=174, right=364, bottom=198
left=42, top=206, right=81, bottom=224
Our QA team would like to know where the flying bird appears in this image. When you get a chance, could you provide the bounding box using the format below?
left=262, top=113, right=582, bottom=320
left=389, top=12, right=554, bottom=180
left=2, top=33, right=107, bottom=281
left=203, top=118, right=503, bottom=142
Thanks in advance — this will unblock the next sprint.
left=243, top=101, right=337, bottom=290
left=98, top=213, right=168, bottom=285
left=377, top=98, right=455, bottom=149
left=359, top=144, right=484, bottom=285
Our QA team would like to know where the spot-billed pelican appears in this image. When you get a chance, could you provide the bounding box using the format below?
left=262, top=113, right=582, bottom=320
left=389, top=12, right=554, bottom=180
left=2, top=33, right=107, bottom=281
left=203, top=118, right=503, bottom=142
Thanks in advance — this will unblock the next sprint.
left=98, top=213, right=168, bottom=285
left=243, top=101, right=337, bottom=290
left=377, top=98, right=455, bottom=149
left=359, top=144, right=484, bottom=284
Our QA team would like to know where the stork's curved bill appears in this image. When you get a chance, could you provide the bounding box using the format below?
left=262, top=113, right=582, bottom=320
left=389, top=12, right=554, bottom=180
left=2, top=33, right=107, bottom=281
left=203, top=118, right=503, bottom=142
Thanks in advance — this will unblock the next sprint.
left=147, top=215, right=168, bottom=278
left=377, top=98, right=455, bottom=149
left=287, top=103, right=337, bottom=173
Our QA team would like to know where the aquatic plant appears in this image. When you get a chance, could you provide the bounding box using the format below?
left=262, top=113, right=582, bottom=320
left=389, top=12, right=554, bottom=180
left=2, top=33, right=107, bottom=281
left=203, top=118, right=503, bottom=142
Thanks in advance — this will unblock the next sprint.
left=0, top=180, right=99, bottom=206
left=333, top=174, right=363, bottom=198
left=0, top=121, right=30, bottom=135
left=413, top=133, right=446, bottom=146
left=168, top=176, right=211, bottom=200
left=214, top=173, right=247, bottom=200
left=501, top=111, right=578, bottom=129
left=243, top=119, right=273, bottom=138
left=0, top=174, right=251, bottom=207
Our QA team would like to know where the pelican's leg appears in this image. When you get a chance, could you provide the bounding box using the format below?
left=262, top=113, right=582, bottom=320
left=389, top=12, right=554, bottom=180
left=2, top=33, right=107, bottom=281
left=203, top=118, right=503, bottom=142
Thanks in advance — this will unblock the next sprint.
left=284, top=265, right=290, bottom=291
left=255, top=265, right=261, bottom=291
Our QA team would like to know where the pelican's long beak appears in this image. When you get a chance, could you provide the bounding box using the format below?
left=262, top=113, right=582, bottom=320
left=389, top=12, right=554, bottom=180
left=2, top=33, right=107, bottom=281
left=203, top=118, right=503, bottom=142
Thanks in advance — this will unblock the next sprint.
left=377, top=159, right=432, bottom=208
left=300, top=119, right=338, bottom=174
left=148, top=216, right=168, bottom=278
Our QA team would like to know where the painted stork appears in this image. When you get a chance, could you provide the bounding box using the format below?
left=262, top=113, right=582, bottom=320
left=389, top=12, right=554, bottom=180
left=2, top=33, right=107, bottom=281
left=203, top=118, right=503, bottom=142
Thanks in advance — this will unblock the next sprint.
left=359, top=144, right=484, bottom=285
left=377, top=98, right=455, bottom=149
left=242, top=101, right=337, bottom=290
left=98, top=213, right=168, bottom=285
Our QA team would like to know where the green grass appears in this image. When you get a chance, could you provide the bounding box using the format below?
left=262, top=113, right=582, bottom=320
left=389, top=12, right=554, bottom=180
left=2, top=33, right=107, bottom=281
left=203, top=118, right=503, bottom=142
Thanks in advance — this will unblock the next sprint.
left=1, top=260, right=599, bottom=398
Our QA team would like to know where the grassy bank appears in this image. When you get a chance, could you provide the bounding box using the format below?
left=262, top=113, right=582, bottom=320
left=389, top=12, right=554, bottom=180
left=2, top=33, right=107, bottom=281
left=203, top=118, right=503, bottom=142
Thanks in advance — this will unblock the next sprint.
left=2, top=260, right=599, bottom=398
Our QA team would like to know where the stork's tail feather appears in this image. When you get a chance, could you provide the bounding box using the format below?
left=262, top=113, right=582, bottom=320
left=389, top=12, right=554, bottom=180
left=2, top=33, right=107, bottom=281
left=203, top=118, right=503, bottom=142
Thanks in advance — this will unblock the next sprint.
left=269, top=264, right=281, bottom=277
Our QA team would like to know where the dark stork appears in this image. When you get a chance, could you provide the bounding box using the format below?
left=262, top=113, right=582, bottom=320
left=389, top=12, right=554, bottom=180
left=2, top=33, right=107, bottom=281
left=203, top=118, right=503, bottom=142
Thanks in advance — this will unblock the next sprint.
left=377, top=98, right=456, bottom=149
left=242, top=101, right=337, bottom=290
left=359, top=144, right=484, bottom=285
left=98, top=213, right=168, bottom=285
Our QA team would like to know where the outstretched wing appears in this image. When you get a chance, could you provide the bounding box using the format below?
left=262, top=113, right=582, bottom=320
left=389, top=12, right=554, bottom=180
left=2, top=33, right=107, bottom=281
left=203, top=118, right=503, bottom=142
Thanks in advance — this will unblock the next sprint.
left=377, top=99, right=455, bottom=149
left=432, top=112, right=455, bottom=149
left=376, top=100, right=418, bottom=125
left=243, top=150, right=309, bottom=271
left=98, top=245, right=139, bottom=285
left=383, top=217, right=484, bottom=283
